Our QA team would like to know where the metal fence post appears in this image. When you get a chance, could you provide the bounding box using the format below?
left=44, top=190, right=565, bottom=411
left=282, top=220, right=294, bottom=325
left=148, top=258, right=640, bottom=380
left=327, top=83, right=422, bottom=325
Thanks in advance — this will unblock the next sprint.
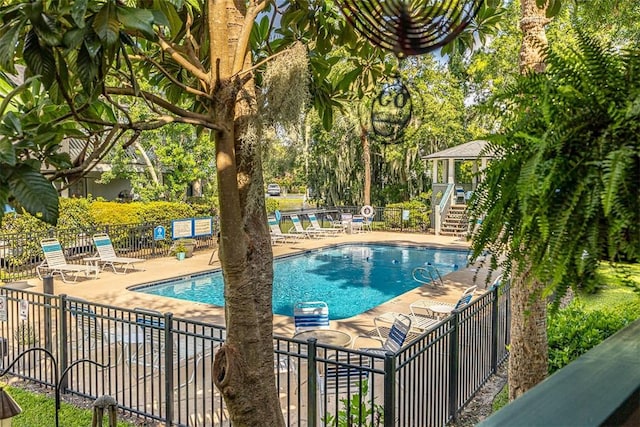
left=164, top=312, right=174, bottom=427
left=307, top=338, right=318, bottom=427
left=43, top=276, right=54, bottom=352
left=491, top=286, right=499, bottom=373
left=59, top=294, right=68, bottom=393
left=383, top=352, right=396, bottom=427
left=447, top=311, right=459, bottom=421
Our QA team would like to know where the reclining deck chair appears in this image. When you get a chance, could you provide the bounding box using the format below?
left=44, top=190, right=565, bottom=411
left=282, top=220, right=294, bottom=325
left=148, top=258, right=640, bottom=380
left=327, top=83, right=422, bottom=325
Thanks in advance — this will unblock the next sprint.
left=353, top=313, right=412, bottom=356
left=268, top=217, right=305, bottom=243
left=37, top=238, right=100, bottom=283
left=289, top=214, right=326, bottom=238
left=306, top=213, right=342, bottom=235
left=410, top=285, right=478, bottom=320
left=92, top=233, right=145, bottom=274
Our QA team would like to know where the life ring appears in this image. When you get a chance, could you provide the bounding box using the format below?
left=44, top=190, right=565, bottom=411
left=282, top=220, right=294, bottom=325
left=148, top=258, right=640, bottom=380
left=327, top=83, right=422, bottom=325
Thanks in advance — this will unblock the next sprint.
left=361, top=205, right=374, bottom=217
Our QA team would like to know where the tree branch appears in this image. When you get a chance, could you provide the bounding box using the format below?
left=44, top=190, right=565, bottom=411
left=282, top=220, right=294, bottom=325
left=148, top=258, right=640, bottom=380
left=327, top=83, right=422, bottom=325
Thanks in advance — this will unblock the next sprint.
left=232, top=1, right=268, bottom=75
left=105, top=86, right=214, bottom=123
left=157, top=34, right=211, bottom=86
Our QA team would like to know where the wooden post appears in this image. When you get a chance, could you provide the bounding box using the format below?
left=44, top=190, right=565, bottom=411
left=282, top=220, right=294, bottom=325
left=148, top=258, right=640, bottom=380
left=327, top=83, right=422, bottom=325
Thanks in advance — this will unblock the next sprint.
left=92, top=395, right=118, bottom=427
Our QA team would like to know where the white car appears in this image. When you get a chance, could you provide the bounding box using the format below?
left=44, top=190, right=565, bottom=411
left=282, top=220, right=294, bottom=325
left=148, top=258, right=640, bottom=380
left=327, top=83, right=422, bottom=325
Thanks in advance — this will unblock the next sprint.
left=267, top=184, right=281, bottom=196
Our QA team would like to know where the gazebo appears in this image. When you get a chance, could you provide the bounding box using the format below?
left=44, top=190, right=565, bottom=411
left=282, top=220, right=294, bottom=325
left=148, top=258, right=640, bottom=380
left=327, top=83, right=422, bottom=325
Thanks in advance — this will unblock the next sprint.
left=422, top=140, right=495, bottom=235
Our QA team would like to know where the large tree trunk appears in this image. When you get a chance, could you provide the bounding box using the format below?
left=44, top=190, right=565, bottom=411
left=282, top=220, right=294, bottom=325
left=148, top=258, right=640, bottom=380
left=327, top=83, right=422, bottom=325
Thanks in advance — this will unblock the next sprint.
left=209, top=1, right=285, bottom=425
left=361, top=125, right=371, bottom=206
left=519, top=0, right=551, bottom=73
left=508, top=0, right=551, bottom=401
left=508, top=261, right=548, bottom=399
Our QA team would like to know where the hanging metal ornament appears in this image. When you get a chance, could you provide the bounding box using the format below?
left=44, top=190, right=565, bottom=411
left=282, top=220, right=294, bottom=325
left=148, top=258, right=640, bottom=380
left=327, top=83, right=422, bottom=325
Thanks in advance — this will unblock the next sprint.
left=338, top=0, right=483, bottom=57
left=368, top=77, right=413, bottom=144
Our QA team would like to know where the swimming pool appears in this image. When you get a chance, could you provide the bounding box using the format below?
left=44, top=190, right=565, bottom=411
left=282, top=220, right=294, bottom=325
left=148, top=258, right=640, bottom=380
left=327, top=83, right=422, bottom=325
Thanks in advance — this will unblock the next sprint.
left=133, top=244, right=469, bottom=319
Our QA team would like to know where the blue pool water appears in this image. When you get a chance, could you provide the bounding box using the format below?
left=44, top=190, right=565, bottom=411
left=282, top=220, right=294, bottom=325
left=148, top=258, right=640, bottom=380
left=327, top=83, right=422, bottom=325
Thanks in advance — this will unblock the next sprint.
left=134, top=244, right=469, bottom=319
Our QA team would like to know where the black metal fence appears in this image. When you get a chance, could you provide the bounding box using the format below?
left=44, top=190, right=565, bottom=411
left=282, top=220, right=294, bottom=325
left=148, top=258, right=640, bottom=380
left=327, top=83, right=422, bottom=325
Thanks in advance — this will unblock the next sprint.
left=0, top=223, right=218, bottom=282
left=275, top=206, right=432, bottom=234
left=0, top=283, right=509, bottom=426
left=1, top=206, right=432, bottom=283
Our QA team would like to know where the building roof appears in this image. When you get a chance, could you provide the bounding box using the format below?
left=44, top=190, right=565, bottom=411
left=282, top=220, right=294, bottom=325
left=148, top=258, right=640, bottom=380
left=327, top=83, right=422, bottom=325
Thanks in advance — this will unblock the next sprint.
left=423, top=140, right=494, bottom=160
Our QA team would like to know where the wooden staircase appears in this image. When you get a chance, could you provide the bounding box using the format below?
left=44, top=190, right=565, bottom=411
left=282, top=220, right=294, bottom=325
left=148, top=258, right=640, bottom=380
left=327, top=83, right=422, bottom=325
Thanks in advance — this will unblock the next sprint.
left=440, top=205, right=468, bottom=237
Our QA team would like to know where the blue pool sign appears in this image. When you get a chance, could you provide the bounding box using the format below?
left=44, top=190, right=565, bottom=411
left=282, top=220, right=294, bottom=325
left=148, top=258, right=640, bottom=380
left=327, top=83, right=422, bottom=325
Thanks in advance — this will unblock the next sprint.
left=153, top=226, right=166, bottom=241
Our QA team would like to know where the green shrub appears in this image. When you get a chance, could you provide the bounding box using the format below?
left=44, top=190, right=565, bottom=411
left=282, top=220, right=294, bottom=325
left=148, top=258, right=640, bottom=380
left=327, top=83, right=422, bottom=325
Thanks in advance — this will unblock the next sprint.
left=88, top=201, right=195, bottom=225
left=547, top=300, right=640, bottom=373
left=265, top=198, right=280, bottom=214
left=383, top=200, right=431, bottom=230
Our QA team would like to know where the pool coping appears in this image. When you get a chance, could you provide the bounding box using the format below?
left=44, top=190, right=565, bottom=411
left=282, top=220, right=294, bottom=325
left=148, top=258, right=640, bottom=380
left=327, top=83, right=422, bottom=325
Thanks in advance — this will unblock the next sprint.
left=19, top=231, right=496, bottom=341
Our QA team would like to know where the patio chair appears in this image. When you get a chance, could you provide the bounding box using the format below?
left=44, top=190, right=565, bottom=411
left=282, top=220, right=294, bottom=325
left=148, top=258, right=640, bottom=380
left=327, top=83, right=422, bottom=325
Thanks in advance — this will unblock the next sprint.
left=306, top=213, right=342, bottom=234
left=317, top=352, right=372, bottom=418
left=68, top=298, right=113, bottom=364
left=37, top=238, right=100, bottom=283
left=455, top=186, right=466, bottom=204
left=350, top=215, right=366, bottom=233
left=410, top=285, right=477, bottom=320
left=353, top=313, right=412, bottom=356
left=293, top=301, right=330, bottom=334
left=132, top=308, right=213, bottom=386
left=288, top=214, right=326, bottom=238
left=92, top=233, right=145, bottom=274
left=268, top=217, right=305, bottom=243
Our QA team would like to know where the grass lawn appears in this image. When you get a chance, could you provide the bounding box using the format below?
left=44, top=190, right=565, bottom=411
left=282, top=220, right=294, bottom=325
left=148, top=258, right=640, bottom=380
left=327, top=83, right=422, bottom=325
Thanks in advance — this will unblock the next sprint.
left=577, top=262, right=640, bottom=311
left=5, top=383, right=137, bottom=427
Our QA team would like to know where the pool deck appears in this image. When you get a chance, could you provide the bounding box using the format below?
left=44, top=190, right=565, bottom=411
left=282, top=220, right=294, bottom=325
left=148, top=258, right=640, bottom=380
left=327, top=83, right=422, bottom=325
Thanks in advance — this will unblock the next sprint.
left=17, top=231, right=499, bottom=344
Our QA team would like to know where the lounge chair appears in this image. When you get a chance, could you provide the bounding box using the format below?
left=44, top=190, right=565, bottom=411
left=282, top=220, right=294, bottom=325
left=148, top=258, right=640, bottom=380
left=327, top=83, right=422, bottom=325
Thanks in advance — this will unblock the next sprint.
left=293, top=301, right=330, bottom=334
left=288, top=214, right=325, bottom=238
left=37, top=238, right=100, bottom=283
left=410, top=285, right=477, bottom=320
left=268, top=217, right=305, bottom=243
left=92, top=233, right=145, bottom=274
left=353, top=313, right=412, bottom=356
left=306, top=213, right=342, bottom=234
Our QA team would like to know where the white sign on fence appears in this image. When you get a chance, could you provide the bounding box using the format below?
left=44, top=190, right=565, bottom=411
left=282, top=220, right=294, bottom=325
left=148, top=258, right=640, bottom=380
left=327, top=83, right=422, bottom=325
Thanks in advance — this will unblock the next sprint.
left=0, top=296, right=6, bottom=322
left=18, top=299, right=28, bottom=321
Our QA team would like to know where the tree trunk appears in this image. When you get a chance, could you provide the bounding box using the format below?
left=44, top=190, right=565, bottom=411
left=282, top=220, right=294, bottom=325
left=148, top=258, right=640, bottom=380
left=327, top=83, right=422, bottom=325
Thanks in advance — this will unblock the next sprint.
left=208, top=1, right=285, bottom=425
left=508, top=0, right=551, bottom=401
left=519, top=0, right=551, bottom=73
left=508, top=260, right=548, bottom=400
left=361, top=125, right=371, bottom=206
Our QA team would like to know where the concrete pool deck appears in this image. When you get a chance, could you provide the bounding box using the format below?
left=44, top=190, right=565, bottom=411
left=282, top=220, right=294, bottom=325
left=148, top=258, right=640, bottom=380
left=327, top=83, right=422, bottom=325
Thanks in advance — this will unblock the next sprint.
left=18, top=231, right=499, bottom=344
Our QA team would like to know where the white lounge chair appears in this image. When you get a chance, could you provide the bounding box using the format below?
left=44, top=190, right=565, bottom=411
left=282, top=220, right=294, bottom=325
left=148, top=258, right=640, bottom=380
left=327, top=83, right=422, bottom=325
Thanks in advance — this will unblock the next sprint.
left=37, top=238, right=100, bottom=283
left=410, top=285, right=478, bottom=320
left=268, top=217, right=305, bottom=243
left=306, top=213, right=342, bottom=235
left=92, top=233, right=145, bottom=274
left=288, top=214, right=326, bottom=238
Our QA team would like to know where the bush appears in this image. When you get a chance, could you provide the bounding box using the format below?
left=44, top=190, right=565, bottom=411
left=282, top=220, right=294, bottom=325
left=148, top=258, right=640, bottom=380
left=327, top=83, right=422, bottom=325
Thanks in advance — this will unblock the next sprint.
left=265, top=198, right=280, bottom=214
left=547, top=300, right=640, bottom=374
left=383, top=200, right=431, bottom=230
left=89, top=201, right=195, bottom=225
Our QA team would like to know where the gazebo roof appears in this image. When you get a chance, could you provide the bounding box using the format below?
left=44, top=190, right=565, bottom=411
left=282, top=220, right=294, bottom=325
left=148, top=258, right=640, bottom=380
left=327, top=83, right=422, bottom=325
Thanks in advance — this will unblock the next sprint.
left=423, top=140, right=494, bottom=160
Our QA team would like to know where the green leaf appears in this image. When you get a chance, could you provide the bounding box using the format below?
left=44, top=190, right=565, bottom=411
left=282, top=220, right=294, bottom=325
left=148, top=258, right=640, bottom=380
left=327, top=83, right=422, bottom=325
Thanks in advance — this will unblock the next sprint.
left=71, top=0, right=88, bottom=28
left=23, top=29, right=56, bottom=88
left=8, top=165, right=59, bottom=225
left=545, top=0, right=562, bottom=18
left=0, top=19, right=25, bottom=72
left=93, top=2, right=119, bottom=46
left=0, top=138, right=16, bottom=165
left=62, top=27, right=86, bottom=50
left=116, top=6, right=156, bottom=40
left=76, top=42, right=98, bottom=91
left=154, top=3, right=181, bottom=36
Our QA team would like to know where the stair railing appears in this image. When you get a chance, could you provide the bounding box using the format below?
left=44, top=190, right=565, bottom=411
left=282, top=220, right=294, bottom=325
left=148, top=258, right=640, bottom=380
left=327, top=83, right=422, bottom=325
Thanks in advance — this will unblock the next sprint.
left=435, top=184, right=454, bottom=235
